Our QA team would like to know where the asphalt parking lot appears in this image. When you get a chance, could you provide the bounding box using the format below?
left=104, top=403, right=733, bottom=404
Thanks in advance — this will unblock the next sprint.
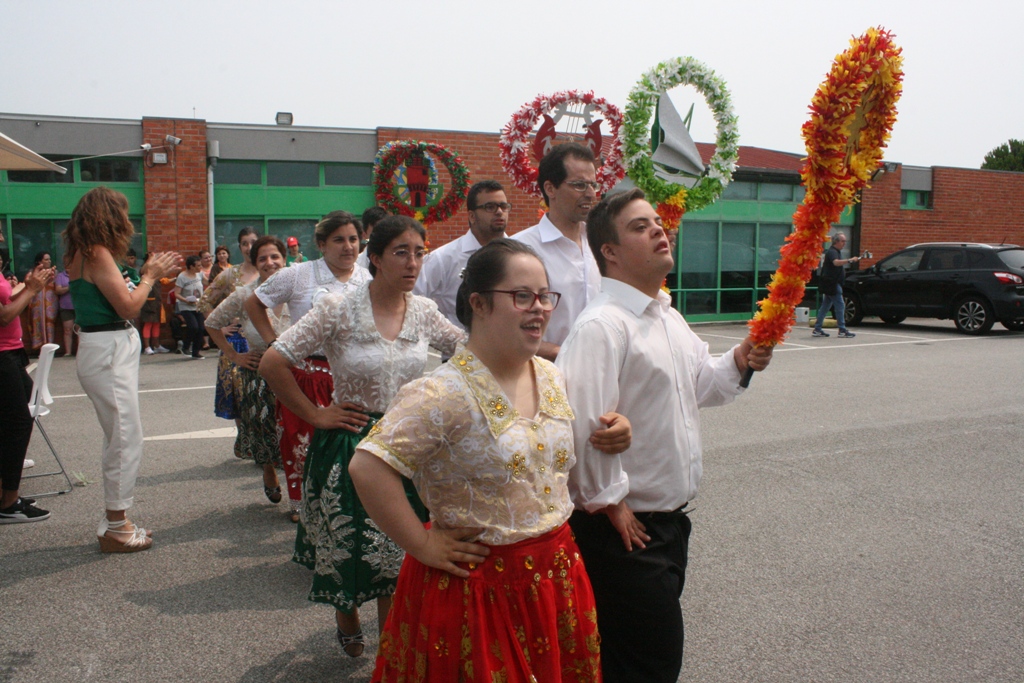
left=2, top=318, right=1022, bottom=682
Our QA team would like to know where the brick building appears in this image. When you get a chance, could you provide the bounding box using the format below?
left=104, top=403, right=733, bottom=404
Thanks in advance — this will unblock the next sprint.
left=2, top=112, right=1022, bottom=321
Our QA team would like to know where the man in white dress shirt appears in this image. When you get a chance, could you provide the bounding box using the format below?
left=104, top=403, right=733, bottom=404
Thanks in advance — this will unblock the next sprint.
left=414, top=180, right=509, bottom=328
left=511, top=143, right=601, bottom=360
left=557, top=188, right=773, bottom=683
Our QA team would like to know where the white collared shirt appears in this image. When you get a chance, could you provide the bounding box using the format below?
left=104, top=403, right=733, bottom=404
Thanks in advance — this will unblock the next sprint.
left=556, top=277, right=745, bottom=513
left=413, top=230, right=487, bottom=328
left=511, top=215, right=601, bottom=347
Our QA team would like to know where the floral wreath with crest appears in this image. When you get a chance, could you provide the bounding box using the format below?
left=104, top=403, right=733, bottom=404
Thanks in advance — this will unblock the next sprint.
left=622, top=57, right=739, bottom=231
left=373, top=140, right=470, bottom=225
left=499, top=90, right=625, bottom=199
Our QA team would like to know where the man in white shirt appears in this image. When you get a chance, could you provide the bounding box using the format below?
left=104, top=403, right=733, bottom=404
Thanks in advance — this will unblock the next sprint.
left=414, top=180, right=509, bottom=327
left=557, top=188, right=773, bottom=683
left=512, top=143, right=601, bottom=360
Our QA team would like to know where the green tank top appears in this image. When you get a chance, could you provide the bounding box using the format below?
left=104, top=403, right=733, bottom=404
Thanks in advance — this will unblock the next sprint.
left=69, top=279, right=124, bottom=326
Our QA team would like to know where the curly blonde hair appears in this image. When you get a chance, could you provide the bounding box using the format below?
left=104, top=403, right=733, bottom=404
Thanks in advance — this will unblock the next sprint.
left=62, top=187, right=135, bottom=264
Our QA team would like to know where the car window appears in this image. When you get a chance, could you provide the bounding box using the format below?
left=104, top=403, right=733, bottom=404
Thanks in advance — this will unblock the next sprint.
left=879, top=249, right=924, bottom=273
left=996, top=249, right=1024, bottom=269
left=925, top=248, right=965, bottom=270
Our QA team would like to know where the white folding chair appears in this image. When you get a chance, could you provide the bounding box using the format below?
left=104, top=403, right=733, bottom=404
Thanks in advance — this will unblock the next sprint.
left=21, top=343, right=73, bottom=497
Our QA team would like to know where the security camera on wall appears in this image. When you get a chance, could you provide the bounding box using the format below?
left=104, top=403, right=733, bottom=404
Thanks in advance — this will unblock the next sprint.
left=165, top=135, right=182, bottom=146
left=140, top=143, right=152, bottom=151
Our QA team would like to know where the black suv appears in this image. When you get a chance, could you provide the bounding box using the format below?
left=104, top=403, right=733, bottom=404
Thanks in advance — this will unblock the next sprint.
left=841, top=243, right=1024, bottom=334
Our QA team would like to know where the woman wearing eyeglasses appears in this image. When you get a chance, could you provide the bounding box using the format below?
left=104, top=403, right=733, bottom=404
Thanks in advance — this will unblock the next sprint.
left=259, top=215, right=464, bottom=657
left=350, top=238, right=631, bottom=682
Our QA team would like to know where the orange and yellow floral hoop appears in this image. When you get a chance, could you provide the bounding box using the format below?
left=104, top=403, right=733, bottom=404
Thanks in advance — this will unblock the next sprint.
left=746, top=27, right=903, bottom=356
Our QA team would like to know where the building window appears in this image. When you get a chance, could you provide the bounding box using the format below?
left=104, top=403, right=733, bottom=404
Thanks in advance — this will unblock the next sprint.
left=268, top=219, right=318, bottom=256
left=215, top=161, right=262, bottom=185
left=721, top=181, right=757, bottom=200
left=80, top=157, right=140, bottom=183
left=6, top=156, right=74, bottom=183
left=266, top=162, right=319, bottom=187
left=214, top=219, right=263, bottom=264
left=900, top=190, right=932, bottom=210
left=324, top=164, right=373, bottom=186
left=758, top=183, right=795, bottom=202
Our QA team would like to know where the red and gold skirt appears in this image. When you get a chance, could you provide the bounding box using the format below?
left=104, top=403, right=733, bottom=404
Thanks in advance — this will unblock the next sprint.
left=372, top=522, right=601, bottom=683
left=275, top=357, right=333, bottom=509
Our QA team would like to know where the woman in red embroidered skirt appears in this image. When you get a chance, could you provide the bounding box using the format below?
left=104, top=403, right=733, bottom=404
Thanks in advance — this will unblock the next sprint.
left=351, top=239, right=631, bottom=682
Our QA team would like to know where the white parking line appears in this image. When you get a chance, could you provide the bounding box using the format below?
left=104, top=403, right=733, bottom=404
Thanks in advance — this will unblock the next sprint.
left=144, top=426, right=236, bottom=441
left=773, top=335, right=987, bottom=352
left=53, top=384, right=217, bottom=400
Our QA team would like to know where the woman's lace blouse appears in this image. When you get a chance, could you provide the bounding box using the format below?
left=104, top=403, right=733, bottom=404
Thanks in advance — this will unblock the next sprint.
left=205, top=281, right=289, bottom=354
left=358, top=346, right=577, bottom=546
left=273, top=282, right=464, bottom=411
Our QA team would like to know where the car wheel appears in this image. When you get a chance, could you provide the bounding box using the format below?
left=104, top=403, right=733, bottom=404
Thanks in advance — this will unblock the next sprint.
left=953, top=295, right=995, bottom=334
left=1001, top=319, right=1024, bottom=331
left=879, top=315, right=906, bottom=325
left=843, top=293, right=864, bottom=326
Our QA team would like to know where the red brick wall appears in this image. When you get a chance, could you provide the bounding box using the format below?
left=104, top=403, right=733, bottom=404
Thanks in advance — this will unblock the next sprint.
left=376, top=127, right=544, bottom=247
left=860, top=165, right=1024, bottom=266
left=142, top=118, right=209, bottom=255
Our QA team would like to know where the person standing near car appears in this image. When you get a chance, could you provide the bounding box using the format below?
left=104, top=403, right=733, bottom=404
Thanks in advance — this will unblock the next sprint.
left=813, top=232, right=860, bottom=338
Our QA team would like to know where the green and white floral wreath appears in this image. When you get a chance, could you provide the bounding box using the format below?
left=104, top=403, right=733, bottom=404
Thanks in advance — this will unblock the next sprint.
left=622, top=57, right=739, bottom=229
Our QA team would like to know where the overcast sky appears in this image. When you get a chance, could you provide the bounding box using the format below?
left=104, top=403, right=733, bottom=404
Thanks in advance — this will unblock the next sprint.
left=2, top=0, right=1021, bottom=169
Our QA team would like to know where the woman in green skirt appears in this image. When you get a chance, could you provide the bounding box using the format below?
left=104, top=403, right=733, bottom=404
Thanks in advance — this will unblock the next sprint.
left=259, top=215, right=464, bottom=657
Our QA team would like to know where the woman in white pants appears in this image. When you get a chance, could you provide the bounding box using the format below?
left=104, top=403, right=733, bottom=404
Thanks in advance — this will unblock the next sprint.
left=63, top=187, right=180, bottom=553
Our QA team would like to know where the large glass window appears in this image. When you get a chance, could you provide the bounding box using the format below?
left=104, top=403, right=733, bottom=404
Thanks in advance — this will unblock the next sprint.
left=79, top=157, right=140, bottom=183
left=757, top=224, right=792, bottom=285
left=678, top=221, right=718, bottom=291
left=215, top=161, right=262, bottom=185
left=759, top=183, right=795, bottom=202
left=721, top=181, right=757, bottom=200
left=324, top=164, right=373, bottom=186
left=6, top=156, right=74, bottom=183
left=268, top=219, right=317, bottom=258
left=266, top=162, right=319, bottom=187
left=10, top=219, right=57, bottom=276
left=720, top=223, right=756, bottom=313
left=214, top=219, right=263, bottom=264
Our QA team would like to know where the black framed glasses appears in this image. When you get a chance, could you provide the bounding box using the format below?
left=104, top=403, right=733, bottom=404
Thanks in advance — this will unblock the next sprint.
left=563, top=180, right=601, bottom=193
left=472, top=202, right=512, bottom=213
left=482, top=289, right=561, bottom=311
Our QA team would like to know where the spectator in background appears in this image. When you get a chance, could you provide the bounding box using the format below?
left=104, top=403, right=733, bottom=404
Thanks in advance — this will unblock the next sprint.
left=356, top=206, right=388, bottom=270
left=53, top=267, right=76, bottom=356
left=199, top=249, right=214, bottom=285
left=121, top=248, right=141, bottom=286
left=174, top=255, right=205, bottom=359
left=286, top=236, right=306, bottom=266
left=0, top=261, right=55, bottom=524
left=26, top=251, right=58, bottom=355
left=140, top=253, right=170, bottom=355
left=813, top=232, right=860, bottom=339
left=208, top=244, right=232, bottom=282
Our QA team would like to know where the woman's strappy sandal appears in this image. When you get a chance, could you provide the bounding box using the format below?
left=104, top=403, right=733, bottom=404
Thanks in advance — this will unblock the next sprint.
left=98, top=517, right=153, bottom=553
left=336, top=628, right=366, bottom=658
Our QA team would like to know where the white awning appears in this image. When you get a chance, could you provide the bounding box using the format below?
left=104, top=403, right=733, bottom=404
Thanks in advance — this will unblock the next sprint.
left=0, top=131, right=66, bottom=173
